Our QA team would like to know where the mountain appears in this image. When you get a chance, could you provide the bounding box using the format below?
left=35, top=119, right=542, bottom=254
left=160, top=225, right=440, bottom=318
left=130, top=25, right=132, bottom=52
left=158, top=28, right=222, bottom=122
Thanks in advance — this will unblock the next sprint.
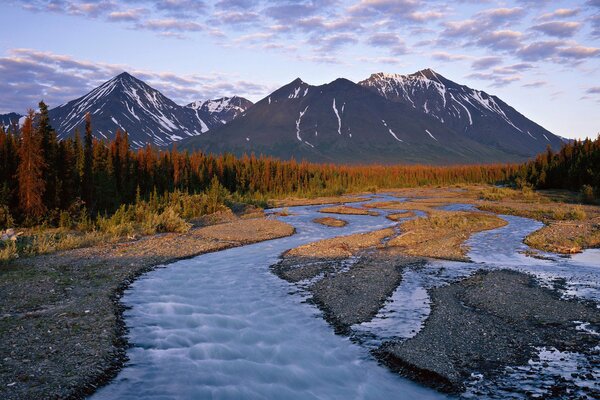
left=358, top=69, right=564, bottom=155
left=0, top=112, right=22, bottom=130
left=48, top=72, right=224, bottom=148
left=187, top=96, right=253, bottom=124
left=178, top=76, right=525, bottom=164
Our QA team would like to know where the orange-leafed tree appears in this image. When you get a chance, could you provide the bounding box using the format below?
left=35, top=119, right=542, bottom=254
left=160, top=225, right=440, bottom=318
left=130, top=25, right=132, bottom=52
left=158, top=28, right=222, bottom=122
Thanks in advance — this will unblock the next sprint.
left=17, top=110, right=47, bottom=220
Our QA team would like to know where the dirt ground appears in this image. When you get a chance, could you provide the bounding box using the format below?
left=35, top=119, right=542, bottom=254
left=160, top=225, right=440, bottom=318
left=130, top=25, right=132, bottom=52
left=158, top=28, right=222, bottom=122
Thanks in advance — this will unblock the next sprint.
left=284, top=228, right=395, bottom=259
left=0, top=217, right=294, bottom=400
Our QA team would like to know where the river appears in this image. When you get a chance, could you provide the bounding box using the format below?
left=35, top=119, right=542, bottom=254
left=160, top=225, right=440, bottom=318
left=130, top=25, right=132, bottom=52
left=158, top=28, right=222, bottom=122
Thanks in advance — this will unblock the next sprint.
left=92, top=195, right=599, bottom=399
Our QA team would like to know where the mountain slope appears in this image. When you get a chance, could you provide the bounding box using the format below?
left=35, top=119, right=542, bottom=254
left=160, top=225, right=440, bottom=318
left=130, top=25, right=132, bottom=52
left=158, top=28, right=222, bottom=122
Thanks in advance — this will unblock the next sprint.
left=0, top=112, right=22, bottom=131
left=49, top=72, right=222, bottom=148
left=187, top=96, right=253, bottom=124
left=178, top=77, right=522, bottom=164
left=359, top=69, right=564, bottom=156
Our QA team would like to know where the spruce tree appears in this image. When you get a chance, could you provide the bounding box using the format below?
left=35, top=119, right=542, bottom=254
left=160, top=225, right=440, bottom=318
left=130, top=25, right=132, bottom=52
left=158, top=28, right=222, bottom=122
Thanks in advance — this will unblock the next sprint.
left=38, top=101, right=59, bottom=210
left=17, top=110, right=46, bottom=221
left=82, top=113, right=94, bottom=211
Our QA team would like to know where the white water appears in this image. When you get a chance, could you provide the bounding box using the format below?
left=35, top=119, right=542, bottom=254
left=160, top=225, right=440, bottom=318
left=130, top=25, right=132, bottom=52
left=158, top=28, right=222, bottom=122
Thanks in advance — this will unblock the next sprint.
left=92, top=196, right=600, bottom=399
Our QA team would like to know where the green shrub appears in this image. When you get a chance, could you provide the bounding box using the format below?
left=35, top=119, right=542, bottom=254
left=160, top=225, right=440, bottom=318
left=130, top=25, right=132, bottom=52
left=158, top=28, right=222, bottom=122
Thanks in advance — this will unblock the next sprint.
left=154, top=207, right=191, bottom=233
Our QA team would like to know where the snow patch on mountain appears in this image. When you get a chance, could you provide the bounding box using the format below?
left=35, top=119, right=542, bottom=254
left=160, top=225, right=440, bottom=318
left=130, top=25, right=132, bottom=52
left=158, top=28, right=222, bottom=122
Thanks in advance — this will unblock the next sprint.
left=332, top=98, right=342, bottom=135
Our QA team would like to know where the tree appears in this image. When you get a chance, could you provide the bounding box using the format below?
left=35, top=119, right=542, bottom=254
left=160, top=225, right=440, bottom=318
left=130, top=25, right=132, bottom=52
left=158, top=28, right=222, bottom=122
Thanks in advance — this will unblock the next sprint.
left=38, top=100, right=59, bottom=210
left=82, top=113, right=94, bottom=210
left=17, top=110, right=46, bottom=220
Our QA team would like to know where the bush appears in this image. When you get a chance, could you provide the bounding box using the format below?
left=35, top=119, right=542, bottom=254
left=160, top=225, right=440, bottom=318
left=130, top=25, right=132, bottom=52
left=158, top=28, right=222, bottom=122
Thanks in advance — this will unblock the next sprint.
left=0, top=205, right=14, bottom=230
left=155, top=207, right=191, bottom=233
left=580, top=185, right=596, bottom=204
left=59, top=211, right=74, bottom=230
left=566, top=206, right=587, bottom=221
left=0, top=240, right=18, bottom=262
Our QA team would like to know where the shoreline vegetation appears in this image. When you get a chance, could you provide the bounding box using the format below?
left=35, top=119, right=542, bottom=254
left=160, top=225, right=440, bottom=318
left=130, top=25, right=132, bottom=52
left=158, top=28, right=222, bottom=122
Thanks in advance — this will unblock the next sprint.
left=1, top=107, right=598, bottom=261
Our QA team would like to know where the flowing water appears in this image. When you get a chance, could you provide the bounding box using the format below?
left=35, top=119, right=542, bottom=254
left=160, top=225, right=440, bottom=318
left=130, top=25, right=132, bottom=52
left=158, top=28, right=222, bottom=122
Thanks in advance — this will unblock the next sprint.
left=92, top=196, right=599, bottom=399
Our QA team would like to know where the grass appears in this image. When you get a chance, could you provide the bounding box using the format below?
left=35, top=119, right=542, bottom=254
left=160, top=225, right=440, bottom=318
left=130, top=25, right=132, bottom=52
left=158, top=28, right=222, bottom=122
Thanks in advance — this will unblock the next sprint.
left=387, top=210, right=507, bottom=261
left=387, top=211, right=416, bottom=221
left=478, top=186, right=542, bottom=202
left=479, top=196, right=598, bottom=254
left=0, top=180, right=235, bottom=263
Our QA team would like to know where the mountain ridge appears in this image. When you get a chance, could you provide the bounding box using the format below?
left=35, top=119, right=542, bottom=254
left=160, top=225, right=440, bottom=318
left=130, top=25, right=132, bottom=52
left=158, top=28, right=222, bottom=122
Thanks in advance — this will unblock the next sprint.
left=178, top=72, right=536, bottom=164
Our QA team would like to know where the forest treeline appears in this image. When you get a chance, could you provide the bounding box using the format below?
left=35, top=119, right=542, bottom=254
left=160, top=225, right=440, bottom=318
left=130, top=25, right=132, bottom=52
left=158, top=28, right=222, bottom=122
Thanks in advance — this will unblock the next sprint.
left=515, top=136, right=600, bottom=200
left=0, top=102, right=596, bottom=228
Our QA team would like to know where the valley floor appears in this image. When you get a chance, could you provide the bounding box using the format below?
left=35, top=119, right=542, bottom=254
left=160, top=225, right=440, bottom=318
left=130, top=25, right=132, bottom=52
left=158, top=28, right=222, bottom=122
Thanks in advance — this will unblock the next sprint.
left=1, top=185, right=598, bottom=399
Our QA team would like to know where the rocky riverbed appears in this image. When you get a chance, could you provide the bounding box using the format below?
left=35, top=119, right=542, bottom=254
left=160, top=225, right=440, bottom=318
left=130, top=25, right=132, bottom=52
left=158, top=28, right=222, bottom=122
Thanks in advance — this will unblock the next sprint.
left=377, top=269, right=600, bottom=396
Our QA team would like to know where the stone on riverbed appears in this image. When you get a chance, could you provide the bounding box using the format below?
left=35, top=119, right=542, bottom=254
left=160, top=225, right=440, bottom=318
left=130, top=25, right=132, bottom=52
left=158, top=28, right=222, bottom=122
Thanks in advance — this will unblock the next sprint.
left=376, top=269, right=600, bottom=393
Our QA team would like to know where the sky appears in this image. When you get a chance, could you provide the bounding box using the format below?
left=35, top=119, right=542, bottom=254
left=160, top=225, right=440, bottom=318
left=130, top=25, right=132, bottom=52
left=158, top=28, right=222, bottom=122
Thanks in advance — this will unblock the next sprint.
left=0, top=0, right=599, bottom=140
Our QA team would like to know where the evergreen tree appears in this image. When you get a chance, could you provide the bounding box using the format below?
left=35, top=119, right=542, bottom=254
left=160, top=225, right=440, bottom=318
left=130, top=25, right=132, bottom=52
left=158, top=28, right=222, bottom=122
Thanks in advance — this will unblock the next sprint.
left=82, top=113, right=94, bottom=210
left=38, top=101, right=59, bottom=210
left=17, top=111, right=46, bottom=221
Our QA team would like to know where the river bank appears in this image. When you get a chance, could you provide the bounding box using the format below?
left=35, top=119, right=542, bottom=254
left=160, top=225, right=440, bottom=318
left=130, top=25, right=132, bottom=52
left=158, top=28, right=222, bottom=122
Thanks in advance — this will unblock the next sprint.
left=0, top=216, right=294, bottom=400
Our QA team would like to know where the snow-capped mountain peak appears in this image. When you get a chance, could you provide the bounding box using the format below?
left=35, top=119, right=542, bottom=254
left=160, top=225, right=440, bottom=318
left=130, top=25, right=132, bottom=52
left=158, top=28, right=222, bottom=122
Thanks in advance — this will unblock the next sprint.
left=186, top=96, right=253, bottom=124
left=358, top=69, right=563, bottom=155
left=48, top=72, right=232, bottom=148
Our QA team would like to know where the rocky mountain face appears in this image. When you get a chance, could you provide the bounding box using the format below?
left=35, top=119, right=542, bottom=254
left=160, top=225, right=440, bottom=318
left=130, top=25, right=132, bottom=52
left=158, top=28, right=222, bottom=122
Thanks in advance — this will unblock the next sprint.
left=187, top=96, right=253, bottom=125
left=178, top=71, right=560, bottom=164
left=0, top=112, right=22, bottom=131
left=4, top=69, right=565, bottom=164
left=48, top=72, right=225, bottom=148
left=358, top=69, right=564, bottom=155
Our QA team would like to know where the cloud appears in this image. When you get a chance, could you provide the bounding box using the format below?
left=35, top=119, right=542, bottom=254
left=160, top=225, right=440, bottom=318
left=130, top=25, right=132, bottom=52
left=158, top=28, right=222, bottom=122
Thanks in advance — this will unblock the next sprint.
left=367, top=32, right=401, bottom=47
left=471, top=56, right=503, bottom=70
left=466, top=72, right=521, bottom=87
left=107, top=8, right=148, bottom=22
left=590, top=14, right=600, bottom=38
left=317, top=33, right=359, bottom=51
left=516, top=40, right=563, bottom=61
left=516, top=40, right=600, bottom=62
left=477, top=30, right=523, bottom=51
left=0, top=48, right=271, bottom=113
left=10, top=0, right=600, bottom=73
left=431, top=52, right=470, bottom=61
left=557, top=45, right=600, bottom=59
left=538, top=8, right=579, bottom=20
left=531, top=21, right=581, bottom=38
left=152, top=0, right=206, bottom=18
left=587, top=0, right=600, bottom=8
left=522, top=80, right=547, bottom=88
left=141, top=18, right=203, bottom=32
left=348, top=0, right=421, bottom=17
left=585, top=86, right=600, bottom=94
left=476, top=7, right=525, bottom=24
